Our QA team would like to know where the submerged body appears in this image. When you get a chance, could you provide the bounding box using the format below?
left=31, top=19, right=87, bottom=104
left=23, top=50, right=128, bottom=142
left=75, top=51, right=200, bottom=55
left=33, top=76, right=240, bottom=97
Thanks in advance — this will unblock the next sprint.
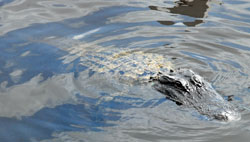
left=151, top=68, right=241, bottom=121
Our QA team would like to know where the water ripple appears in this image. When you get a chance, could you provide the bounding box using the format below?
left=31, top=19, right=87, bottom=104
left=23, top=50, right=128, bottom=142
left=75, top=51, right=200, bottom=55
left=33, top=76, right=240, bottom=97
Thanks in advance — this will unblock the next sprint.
left=1, top=0, right=250, bottom=142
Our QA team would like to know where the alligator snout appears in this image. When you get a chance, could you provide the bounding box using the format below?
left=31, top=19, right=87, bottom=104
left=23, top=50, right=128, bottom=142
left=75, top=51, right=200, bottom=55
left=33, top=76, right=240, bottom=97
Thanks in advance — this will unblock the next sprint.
left=152, top=68, right=241, bottom=121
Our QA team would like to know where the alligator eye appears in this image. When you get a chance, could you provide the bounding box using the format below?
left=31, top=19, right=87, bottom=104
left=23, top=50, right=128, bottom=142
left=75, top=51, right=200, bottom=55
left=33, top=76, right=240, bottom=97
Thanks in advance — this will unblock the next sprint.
left=159, top=75, right=175, bottom=84
left=176, top=81, right=182, bottom=86
left=191, top=75, right=203, bottom=87
left=175, top=81, right=184, bottom=88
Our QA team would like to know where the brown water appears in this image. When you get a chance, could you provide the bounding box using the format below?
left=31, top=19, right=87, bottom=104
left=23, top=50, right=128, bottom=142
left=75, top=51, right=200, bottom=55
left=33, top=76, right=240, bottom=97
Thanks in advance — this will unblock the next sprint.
left=0, top=0, right=250, bottom=141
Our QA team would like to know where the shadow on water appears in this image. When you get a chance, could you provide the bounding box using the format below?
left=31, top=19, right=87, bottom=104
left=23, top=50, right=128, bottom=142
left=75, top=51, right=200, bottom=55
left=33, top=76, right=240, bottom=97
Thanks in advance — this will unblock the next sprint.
left=149, top=0, right=210, bottom=26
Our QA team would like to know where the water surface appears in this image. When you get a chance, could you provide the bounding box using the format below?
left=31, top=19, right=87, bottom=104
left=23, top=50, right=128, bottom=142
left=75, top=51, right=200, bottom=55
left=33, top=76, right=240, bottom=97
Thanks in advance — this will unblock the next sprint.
left=1, top=0, right=250, bottom=141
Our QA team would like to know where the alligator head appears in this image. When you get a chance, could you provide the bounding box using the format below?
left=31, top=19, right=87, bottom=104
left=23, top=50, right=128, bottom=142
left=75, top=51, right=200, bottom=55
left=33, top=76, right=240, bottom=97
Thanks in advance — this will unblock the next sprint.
left=151, top=68, right=241, bottom=121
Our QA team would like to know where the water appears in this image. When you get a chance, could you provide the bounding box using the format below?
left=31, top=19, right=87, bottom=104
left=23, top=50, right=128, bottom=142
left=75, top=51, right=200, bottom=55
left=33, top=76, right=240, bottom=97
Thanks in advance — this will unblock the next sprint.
left=0, top=0, right=250, bottom=141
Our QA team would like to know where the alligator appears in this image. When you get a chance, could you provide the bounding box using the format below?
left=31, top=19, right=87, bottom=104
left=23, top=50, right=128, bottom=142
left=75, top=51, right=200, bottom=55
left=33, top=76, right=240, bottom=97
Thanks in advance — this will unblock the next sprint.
left=150, top=68, right=241, bottom=121
left=86, top=50, right=241, bottom=121
left=45, top=37, right=241, bottom=121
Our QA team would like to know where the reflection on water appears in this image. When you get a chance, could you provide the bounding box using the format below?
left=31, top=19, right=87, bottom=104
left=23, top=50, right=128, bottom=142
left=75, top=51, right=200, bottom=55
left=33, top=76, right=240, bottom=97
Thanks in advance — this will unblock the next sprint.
left=1, top=0, right=250, bottom=142
left=0, top=70, right=167, bottom=141
left=0, top=0, right=13, bottom=6
left=149, top=0, right=210, bottom=26
left=168, top=0, right=209, bottom=18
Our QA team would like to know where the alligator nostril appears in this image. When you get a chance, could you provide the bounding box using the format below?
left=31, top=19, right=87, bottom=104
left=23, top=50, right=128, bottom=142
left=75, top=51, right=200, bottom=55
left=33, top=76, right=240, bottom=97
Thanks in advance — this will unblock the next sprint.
left=227, top=95, right=234, bottom=101
left=214, top=114, right=228, bottom=121
left=213, top=109, right=241, bottom=121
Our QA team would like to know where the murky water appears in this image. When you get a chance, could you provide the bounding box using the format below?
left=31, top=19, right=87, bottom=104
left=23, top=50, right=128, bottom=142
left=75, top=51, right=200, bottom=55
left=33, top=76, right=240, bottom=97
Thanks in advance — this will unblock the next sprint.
left=1, top=0, right=250, bottom=141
